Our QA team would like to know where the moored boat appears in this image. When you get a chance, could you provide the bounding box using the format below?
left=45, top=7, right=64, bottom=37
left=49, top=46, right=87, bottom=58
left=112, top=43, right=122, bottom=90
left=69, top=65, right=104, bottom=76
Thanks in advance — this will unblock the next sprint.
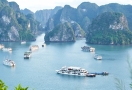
left=29, top=45, right=39, bottom=51
left=24, top=54, right=31, bottom=59
left=2, top=48, right=12, bottom=51
left=0, top=44, right=4, bottom=49
left=81, top=46, right=95, bottom=52
left=21, top=41, right=26, bottom=44
left=3, top=59, right=15, bottom=67
left=56, top=66, right=96, bottom=77
left=94, top=54, right=102, bottom=60
left=24, top=51, right=32, bottom=59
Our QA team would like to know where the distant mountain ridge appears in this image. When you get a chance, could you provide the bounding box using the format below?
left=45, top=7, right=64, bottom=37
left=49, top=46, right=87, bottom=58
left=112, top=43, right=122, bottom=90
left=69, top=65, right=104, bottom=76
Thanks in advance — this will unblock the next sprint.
left=21, top=8, right=34, bottom=15
left=21, top=6, right=62, bottom=27
left=45, top=2, right=132, bottom=32
left=1, top=1, right=132, bottom=44
left=43, top=2, right=132, bottom=44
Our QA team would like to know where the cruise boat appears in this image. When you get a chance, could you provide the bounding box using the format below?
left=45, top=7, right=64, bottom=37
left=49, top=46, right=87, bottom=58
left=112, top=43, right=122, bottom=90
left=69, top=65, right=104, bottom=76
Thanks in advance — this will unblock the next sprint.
left=24, top=51, right=32, bottom=59
left=3, top=59, right=15, bottom=67
left=94, top=54, right=102, bottom=60
left=2, top=48, right=12, bottom=51
left=81, top=46, right=95, bottom=52
left=21, top=41, right=26, bottom=44
left=56, top=66, right=96, bottom=77
left=0, top=44, right=4, bottom=49
left=24, top=54, right=31, bottom=59
left=29, top=45, right=39, bottom=51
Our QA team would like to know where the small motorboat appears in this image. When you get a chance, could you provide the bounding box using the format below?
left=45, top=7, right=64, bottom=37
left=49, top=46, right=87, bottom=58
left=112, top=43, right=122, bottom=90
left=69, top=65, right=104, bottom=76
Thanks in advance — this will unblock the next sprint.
left=94, top=54, right=102, bottom=60
left=24, top=51, right=32, bottom=59
left=21, top=41, right=26, bottom=44
left=2, top=48, right=12, bottom=52
left=3, top=59, right=15, bottom=67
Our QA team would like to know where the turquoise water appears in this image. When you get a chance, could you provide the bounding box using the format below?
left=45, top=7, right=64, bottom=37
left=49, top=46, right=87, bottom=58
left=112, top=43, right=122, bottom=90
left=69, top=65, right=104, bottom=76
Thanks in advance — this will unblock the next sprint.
left=0, top=33, right=132, bottom=90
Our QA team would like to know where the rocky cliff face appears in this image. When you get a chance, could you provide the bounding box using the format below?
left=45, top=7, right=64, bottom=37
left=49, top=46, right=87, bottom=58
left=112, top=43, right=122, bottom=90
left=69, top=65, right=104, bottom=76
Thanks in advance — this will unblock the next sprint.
left=0, top=0, right=43, bottom=41
left=45, top=2, right=132, bottom=34
left=109, top=15, right=128, bottom=30
left=86, top=12, right=132, bottom=45
left=35, top=6, right=62, bottom=27
left=35, top=9, right=52, bottom=28
left=21, top=8, right=34, bottom=15
left=44, top=22, right=85, bottom=42
left=44, top=5, right=78, bottom=32
left=0, top=1, right=20, bottom=41
left=9, top=2, right=20, bottom=12
left=88, top=12, right=129, bottom=32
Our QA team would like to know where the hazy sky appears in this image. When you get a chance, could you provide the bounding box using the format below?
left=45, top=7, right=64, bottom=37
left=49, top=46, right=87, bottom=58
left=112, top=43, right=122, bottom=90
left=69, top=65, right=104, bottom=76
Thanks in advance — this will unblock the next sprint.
left=7, top=0, right=132, bottom=12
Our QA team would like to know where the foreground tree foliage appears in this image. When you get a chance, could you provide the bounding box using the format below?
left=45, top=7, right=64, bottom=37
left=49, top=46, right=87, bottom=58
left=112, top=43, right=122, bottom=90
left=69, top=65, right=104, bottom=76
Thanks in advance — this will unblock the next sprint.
left=15, top=84, right=28, bottom=90
left=115, top=56, right=132, bottom=90
left=0, top=80, right=8, bottom=90
left=0, top=80, right=29, bottom=90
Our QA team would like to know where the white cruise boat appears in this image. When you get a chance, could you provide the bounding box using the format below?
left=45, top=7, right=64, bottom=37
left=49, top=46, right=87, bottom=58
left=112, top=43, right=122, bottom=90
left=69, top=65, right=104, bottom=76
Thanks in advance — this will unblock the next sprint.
left=2, top=48, right=12, bottom=51
left=0, top=44, right=4, bottom=49
left=94, top=54, right=102, bottom=60
left=24, top=54, right=31, bottom=59
left=21, top=41, right=26, bottom=44
left=56, top=66, right=96, bottom=77
left=81, top=46, right=95, bottom=52
left=3, top=59, right=15, bottom=67
left=29, top=45, right=39, bottom=51
left=24, top=51, right=32, bottom=59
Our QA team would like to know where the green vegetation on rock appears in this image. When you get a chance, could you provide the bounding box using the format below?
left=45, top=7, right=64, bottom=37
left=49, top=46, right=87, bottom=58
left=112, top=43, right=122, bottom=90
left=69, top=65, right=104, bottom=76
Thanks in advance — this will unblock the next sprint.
left=45, top=22, right=76, bottom=42
left=0, top=0, right=43, bottom=41
left=86, top=12, right=132, bottom=45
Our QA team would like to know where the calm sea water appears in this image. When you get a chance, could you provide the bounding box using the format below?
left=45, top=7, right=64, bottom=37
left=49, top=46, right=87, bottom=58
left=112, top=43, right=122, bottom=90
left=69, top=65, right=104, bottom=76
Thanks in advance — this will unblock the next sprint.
left=0, top=33, right=132, bottom=90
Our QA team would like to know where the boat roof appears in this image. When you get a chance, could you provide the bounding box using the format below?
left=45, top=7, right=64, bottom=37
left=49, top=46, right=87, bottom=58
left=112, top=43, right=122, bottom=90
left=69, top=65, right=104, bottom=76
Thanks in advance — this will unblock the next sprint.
left=68, top=66, right=81, bottom=70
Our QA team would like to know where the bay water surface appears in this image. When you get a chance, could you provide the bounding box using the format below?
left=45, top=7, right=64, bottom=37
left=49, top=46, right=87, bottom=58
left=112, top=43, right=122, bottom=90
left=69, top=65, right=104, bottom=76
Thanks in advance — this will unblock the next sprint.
left=0, top=33, right=132, bottom=90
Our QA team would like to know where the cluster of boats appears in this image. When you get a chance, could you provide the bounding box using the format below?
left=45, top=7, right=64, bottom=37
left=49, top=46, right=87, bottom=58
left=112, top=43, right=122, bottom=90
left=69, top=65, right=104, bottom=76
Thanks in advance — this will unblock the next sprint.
left=23, top=45, right=39, bottom=59
left=1, top=42, right=46, bottom=67
left=56, top=46, right=106, bottom=77
left=24, top=44, right=43, bottom=59
left=81, top=46, right=102, bottom=60
left=24, top=43, right=46, bottom=59
left=20, top=40, right=46, bottom=59
left=56, top=66, right=108, bottom=77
